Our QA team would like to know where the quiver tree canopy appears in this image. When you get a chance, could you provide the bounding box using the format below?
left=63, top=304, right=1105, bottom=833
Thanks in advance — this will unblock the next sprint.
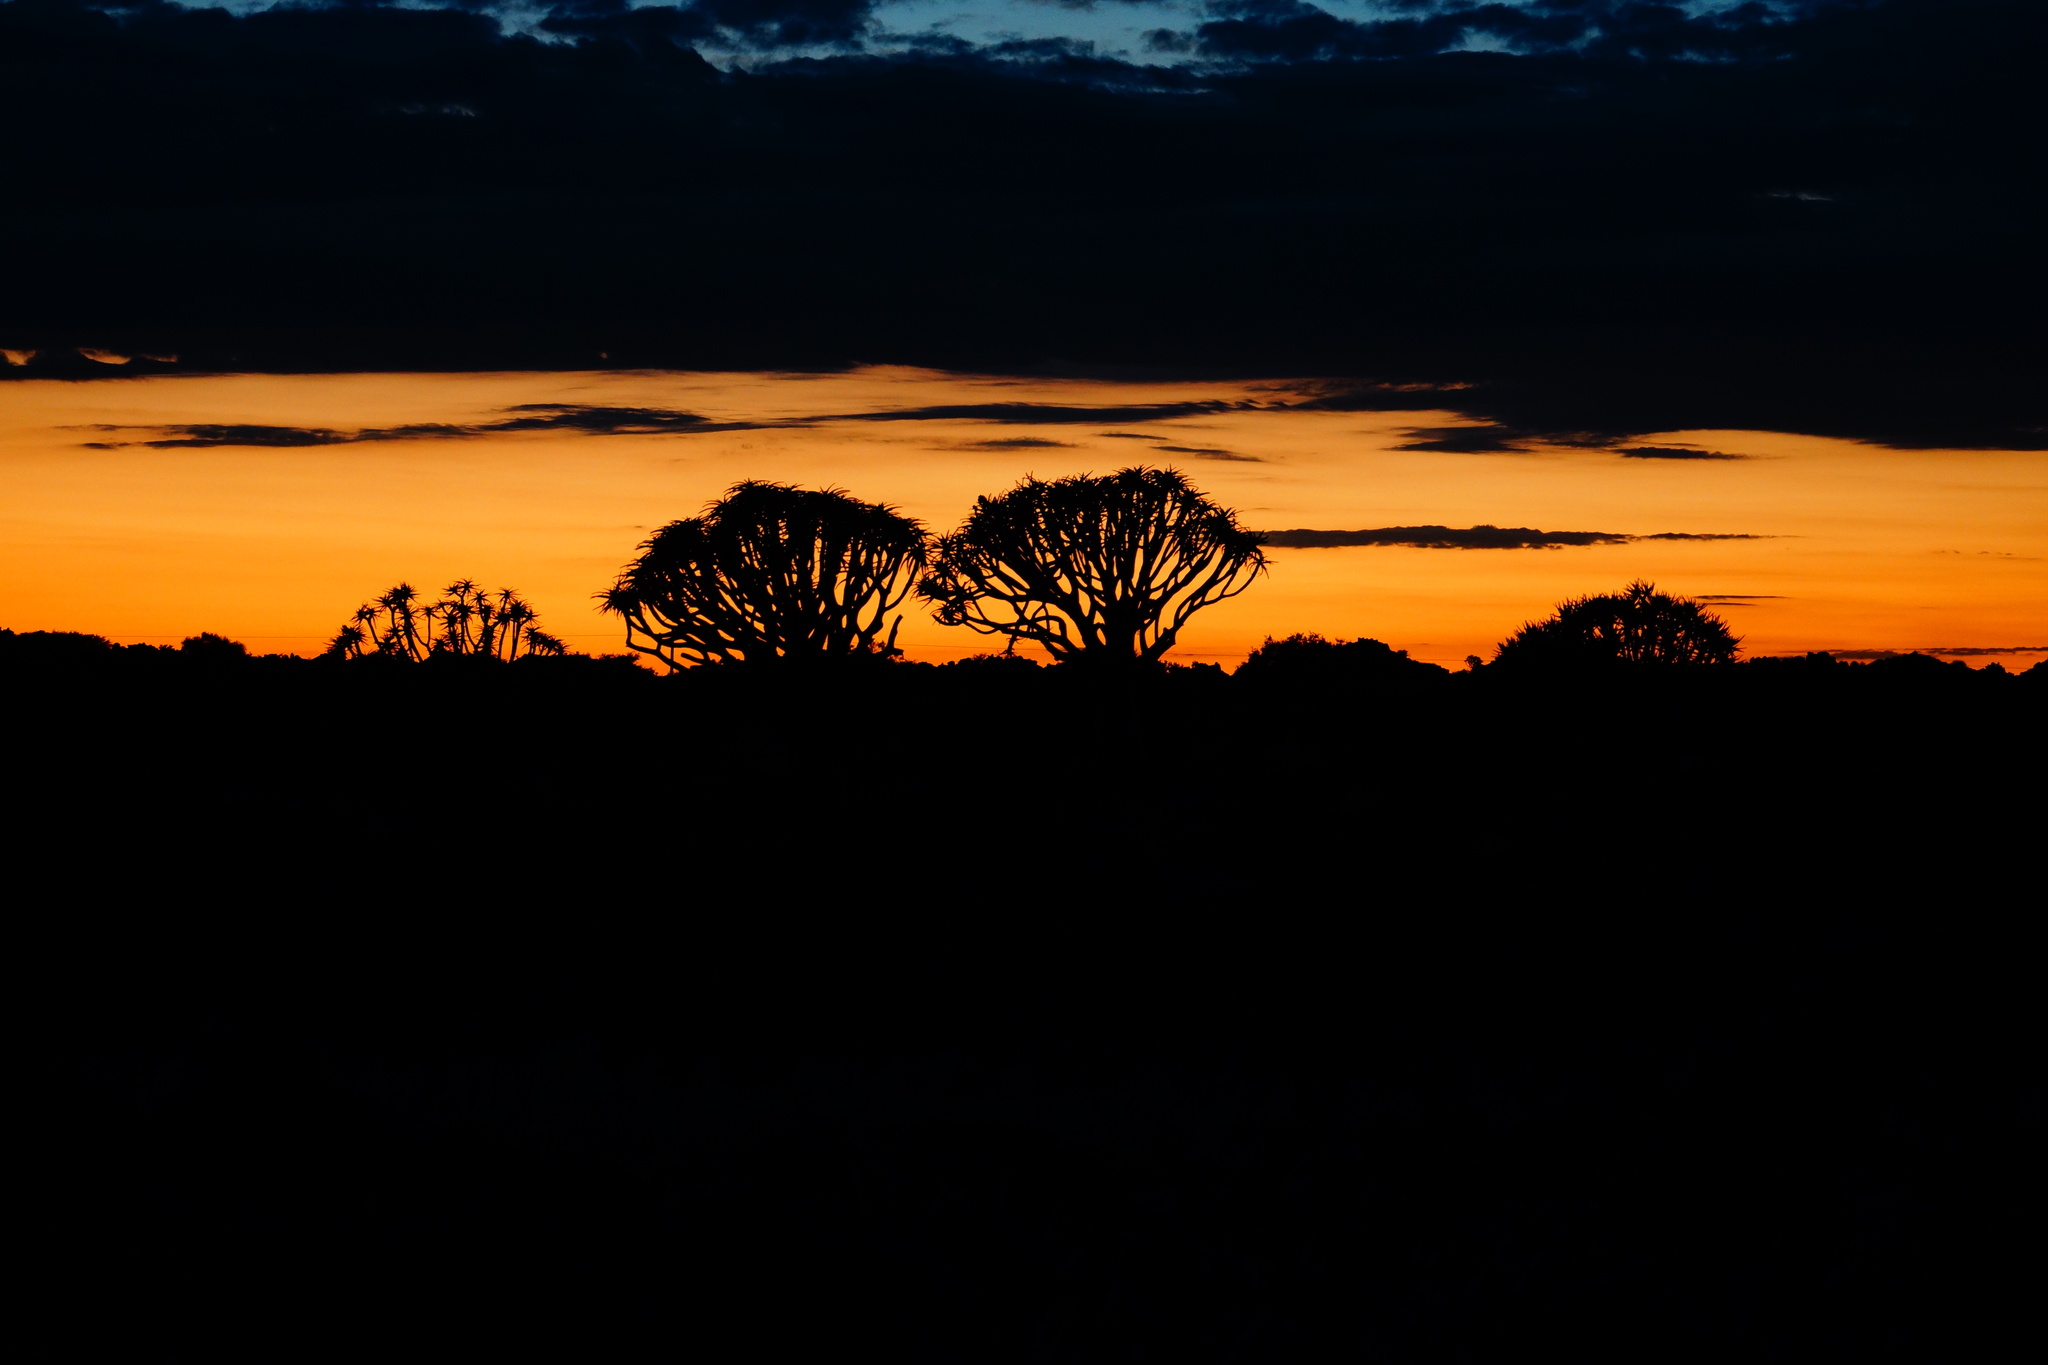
left=325, top=580, right=565, bottom=661
left=917, top=467, right=1267, bottom=663
left=1493, top=580, right=1740, bottom=669
left=601, top=481, right=928, bottom=668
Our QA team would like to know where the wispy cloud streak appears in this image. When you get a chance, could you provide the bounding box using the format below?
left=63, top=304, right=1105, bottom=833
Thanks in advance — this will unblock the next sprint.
left=1259, top=525, right=1769, bottom=549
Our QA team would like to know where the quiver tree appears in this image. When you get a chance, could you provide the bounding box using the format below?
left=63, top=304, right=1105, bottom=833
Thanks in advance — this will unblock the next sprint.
left=1492, top=580, right=1740, bottom=669
left=600, top=481, right=928, bottom=667
left=917, top=467, right=1267, bottom=664
left=325, top=580, right=565, bottom=661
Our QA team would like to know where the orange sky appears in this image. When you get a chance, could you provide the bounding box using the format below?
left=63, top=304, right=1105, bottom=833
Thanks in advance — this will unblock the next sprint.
left=3, top=368, right=2043, bottom=668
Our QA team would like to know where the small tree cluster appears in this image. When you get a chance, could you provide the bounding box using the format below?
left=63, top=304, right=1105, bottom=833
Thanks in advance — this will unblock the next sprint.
left=326, top=580, right=565, bottom=662
left=320, top=480, right=1751, bottom=678
left=600, top=470, right=1267, bottom=670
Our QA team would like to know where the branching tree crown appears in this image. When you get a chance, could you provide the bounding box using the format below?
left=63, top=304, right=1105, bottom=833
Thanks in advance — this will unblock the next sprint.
left=1493, top=580, right=1740, bottom=668
left=917, top=467, right=1267, bottom=663
left=326, top=580, right=566, bottom=661
left=600, top=481, right=928, bottom=668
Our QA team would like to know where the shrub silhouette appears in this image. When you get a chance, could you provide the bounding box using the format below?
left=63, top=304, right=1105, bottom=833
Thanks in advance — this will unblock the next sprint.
left=600, top=481, right=927, bottom=667
left=917, top=467, right=1266, bottom=664
left=179, top=632, right=249, bottom=660
left=1234, top=633, right=1449, bottom=687
left=1493, top=580, right=1739, bottom=669
left=326, top=580, right=565, bottom=661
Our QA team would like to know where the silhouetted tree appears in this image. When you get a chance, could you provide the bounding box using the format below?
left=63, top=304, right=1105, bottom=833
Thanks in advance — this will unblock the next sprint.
left=1492, top=580, right=1739, bottom=669
left=325, top=580, right=565, bottom=661
left=918, top=468, right=1266, bottom=664
left=1234, top=633, right=1449, bottom=687
left=179, top=632, right=249, bottom=660
left=600, top=481, right=927, bottom=667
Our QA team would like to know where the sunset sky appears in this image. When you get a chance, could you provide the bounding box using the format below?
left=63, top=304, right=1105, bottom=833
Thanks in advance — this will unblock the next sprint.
left=5, top=368, right=2040, bottom=667
left=3, top=0, right=2041, bottom=665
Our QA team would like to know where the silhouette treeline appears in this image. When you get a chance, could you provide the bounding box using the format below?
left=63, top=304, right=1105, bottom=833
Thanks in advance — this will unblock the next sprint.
left=10, top=612, right=2041, bottom=1362
left=7, top=623, right=2040, bottom=689
left=287, top=472, right=2033, bottom=689
left=7, top=457, right=2039, bottom=685
left=11, top=607, right=2041, bottom=1363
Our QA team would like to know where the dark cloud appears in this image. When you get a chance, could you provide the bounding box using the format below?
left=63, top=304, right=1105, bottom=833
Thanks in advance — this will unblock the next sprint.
left=1396, top=425, right=1531, bottom=453
left=955, top=436, right=1076, bottom=448
left=1383, top=428, right=1745, bottom=461
left=491, top=404, right=739, bottom=433
left=1151, top=444, right=1260, bottom=461
left=538, top=0, right=870, bottom=50
left=87, top=405, right=763, bottom=448
left=2, top=0, right=2042, bottom=449
left=1259, top=525, right=1768, bottom=548
left=131, top=424, right=360, bottom=449
left=1190, top=0, right=1813, bottom=65
left=1261, top=525, right=1633, bottom=549
left=1618, top=446, right=1747, bottom=461
left=3, top=346, right=181, bottom=380
left=1284, top=383, right=1483, bottom=415
left=987, top=36, right=1100, bottom=61
left=888, top=32, right=976, bottom=57
left=696, top=0, right=873, bottom=47
left=823, top=401, right=1258, bottom=424
left=538, top=5, right=720, bottom=48
left=1637, top=532, right=1769, bottom=541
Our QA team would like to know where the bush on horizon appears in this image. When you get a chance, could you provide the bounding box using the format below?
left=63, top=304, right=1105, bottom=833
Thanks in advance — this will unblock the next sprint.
left=1235, top=633, right=1451, bottom=688
left=1491, top=580, right=1739, bottom=671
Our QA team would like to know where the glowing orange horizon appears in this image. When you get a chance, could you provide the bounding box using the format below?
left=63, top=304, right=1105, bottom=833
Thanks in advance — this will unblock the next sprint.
left=3, top=368, right=2043, bottom=669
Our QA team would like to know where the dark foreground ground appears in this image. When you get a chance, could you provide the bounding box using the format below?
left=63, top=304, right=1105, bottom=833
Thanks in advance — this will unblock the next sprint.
left=10, top=641, right=2043, bottom=1361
